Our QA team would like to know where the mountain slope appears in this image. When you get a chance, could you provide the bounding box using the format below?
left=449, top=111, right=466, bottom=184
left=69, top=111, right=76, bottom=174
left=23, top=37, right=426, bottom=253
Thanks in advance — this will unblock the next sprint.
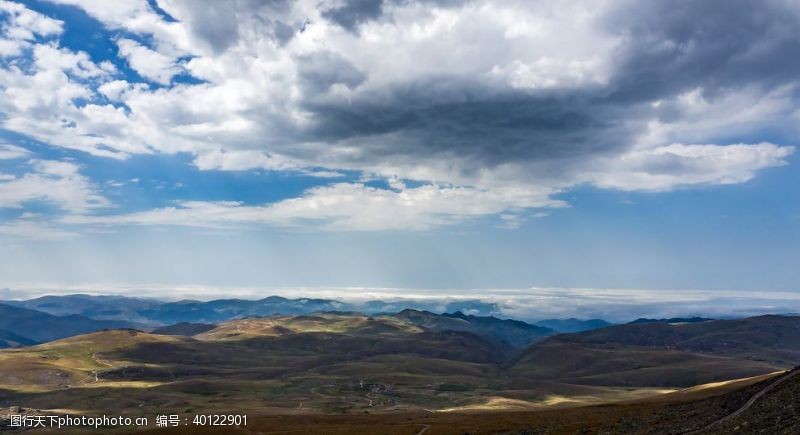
left=0, top=330, right=38, bottom=349
left=394, top=309, right=554, bottom=347
left=151, top=322, right=216, bottom=336
left=706, top=368, right=800, bottom=433
left=0, top=303, right=136, bottom=343
left=0, top=313, right=514, bottom=415
left=511, top=315, right=800, bottom=387
left=2, top=294, right=161, bottom=325
left=1, top=312, right=797, bottom=422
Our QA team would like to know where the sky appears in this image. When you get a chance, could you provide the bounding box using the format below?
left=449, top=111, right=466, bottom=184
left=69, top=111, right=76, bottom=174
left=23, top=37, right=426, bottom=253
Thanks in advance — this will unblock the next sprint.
left=0, top=0, right=799, bottom=313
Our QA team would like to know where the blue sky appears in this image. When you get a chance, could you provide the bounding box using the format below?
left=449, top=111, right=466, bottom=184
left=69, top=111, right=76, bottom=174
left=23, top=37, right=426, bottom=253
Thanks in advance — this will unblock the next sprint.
left=0, top=0, right=799, bottom=310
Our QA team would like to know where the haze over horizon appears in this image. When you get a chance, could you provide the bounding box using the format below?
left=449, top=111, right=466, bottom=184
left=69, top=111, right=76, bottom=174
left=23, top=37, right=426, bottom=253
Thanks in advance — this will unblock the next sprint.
left=1, top=0, right=799, bottom=308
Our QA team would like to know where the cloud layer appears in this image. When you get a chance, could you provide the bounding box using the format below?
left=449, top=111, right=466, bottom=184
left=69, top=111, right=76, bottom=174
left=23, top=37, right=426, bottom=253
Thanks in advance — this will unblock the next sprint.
left=0, top=0, right=797, bottom=232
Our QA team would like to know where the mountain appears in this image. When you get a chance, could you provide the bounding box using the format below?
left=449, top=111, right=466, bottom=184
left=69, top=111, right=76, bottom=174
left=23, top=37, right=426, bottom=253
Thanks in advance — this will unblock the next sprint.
left=0, top=313, right=511, bottom=416
left=534, top=318, right=613, bottom=333
left=510, top=315, right=800, bottom=388
left=395, top=309, right=554, bottom=347
left=0, top=330, right=38, bottom=349
left=1, top=294, right=510, bottom=325
left=0, top=303, right=136, bottom=343
left=1, top=311, right=798, bottom=428
left=1, top=294, right=535, bottom=327
left=151, top=322, right=216, bottom=336
left=2, top=294, right=162, bottom=325
left=138, top=296, right=348, bottom=323
left=2, top=294, right=351, bottom=325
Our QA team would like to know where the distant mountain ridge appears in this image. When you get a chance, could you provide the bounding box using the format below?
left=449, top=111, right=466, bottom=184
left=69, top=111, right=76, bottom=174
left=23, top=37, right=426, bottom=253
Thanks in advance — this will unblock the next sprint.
left=0, top=303, right=136, bottom=343
left=0, top=329, right=38, bottom=349
left=0, top=294, right=523, bottom=326
left=3, top=294, right=162, bottom=325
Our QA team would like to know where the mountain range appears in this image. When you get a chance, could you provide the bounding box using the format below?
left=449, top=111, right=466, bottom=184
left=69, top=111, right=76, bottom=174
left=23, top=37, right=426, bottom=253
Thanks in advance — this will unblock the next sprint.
left=0, top=294, right=611, bottom=332
left=0, top=303, right=134, bottom=344
left=0, top=296, right=798, bottom=433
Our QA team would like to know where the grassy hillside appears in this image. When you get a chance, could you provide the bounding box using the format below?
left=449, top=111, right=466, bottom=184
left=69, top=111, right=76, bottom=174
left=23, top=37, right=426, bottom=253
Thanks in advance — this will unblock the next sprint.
left=0, top=315, right=512, bottom=415
left=130, top=372, right=787, bottom=434
left=0, top=313, right=797, bottom=432
left=394, top=309, right=554, bottom=347
left=0, top=313, right=682, bottom=418
left=150, top=323, right=215, bottom=336
left=510, top=315, right=800, bottom=387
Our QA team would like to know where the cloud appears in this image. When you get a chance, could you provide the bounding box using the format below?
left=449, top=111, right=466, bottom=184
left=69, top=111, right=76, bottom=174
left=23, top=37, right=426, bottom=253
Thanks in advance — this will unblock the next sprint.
left=321, top=0, right=385, bottom=34
left=0, top=215, right=78, bottom=240
left=116, top=38, right=182, bottom=84
left=586, top=142, right=795, bottom=191
left=0, top=159, right=110, bottom=213
left=0, top=0, right=62, bottom=56
left=0, top=143, right=30, bottom=159
left=0, top=0, right=797, bottom=231
left=64, top=181, right=564, bottom=230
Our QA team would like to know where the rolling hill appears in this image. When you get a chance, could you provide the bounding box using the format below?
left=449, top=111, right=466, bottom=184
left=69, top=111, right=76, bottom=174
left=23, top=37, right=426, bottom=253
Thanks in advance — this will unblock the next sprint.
left=510, top=315, right=800, bottom=387
left=150, top=323, right=216, bottom=336
left=0, top=313, right=657, bottom=417
left=1, top=311, right=797, bottom=431
left=394, top=309, right=554, bottom=347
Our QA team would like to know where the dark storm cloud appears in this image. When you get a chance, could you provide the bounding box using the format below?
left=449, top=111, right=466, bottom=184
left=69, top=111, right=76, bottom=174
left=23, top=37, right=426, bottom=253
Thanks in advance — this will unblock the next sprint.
left=297, top=51, right=367, bottom=93
left=605, top=0, right=800, bottom=103
left=295, top=0, right=800, bottom=169
left=320, top=0, right=472, bottom=33
left=301, top=83, right=644, bottom=169
left=321, top=0, right=385, bottom=33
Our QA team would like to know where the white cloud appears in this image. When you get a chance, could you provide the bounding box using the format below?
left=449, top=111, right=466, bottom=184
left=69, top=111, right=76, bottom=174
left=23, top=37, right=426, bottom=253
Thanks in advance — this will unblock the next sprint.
left=0, top=0, right=797, bottom=232
left=0, top=159, right=110, bottom=213
left=116, top=38, right=182, bottom=85
left=64, top=182, right=565, bottom=231
left=0, top=143, right=30, bottom=159
left=0, top=0, right=62, bottom=56
left=587, top=142, right=795, bottom=191
left=0, top=217, right=77, bottom=240
left=192, top=149, right=299, bottom=172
